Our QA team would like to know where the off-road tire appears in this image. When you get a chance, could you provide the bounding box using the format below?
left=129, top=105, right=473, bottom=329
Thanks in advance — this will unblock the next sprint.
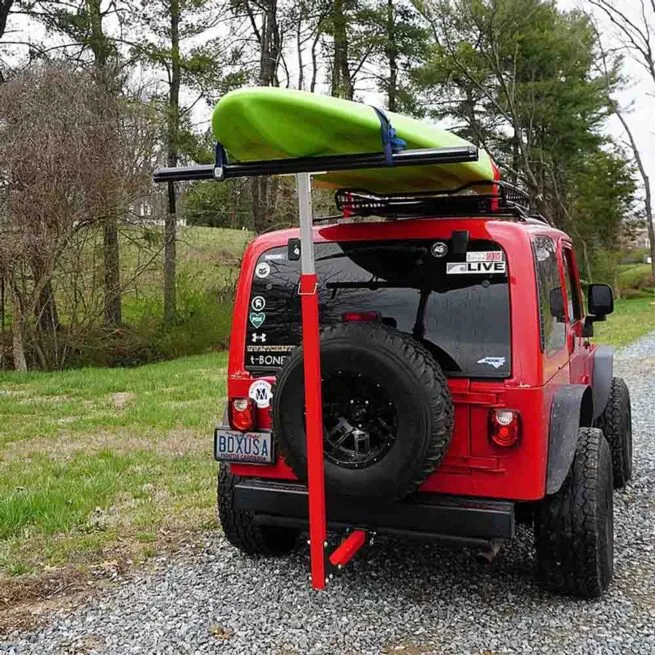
left=596, top=377, right=632, bottom=488
left=272, top=322, right=454, bottom=501
left=217, top=465, right=299, bottom=555
left=535, top=427, right=614, bottom=598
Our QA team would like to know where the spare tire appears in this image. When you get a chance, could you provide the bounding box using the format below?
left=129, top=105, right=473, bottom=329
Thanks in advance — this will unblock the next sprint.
left=272, top=323, right=454, bottom=500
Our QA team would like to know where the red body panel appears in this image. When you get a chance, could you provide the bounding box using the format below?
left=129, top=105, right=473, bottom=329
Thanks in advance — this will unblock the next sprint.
left=228, top=217, right=595, bottom=502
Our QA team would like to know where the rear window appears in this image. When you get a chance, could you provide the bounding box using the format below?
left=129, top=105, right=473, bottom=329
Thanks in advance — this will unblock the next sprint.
left=245, top=238, right=511, bottom=378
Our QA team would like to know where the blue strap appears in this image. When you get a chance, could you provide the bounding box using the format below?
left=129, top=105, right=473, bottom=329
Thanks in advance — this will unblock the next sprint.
left=213, top=142, right=227, bottom=180
left=370, top=106, right=406, bottom=165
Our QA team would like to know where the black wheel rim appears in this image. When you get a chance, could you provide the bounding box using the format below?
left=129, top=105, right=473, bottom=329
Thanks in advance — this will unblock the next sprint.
left=322, top=369, right=398, bottom=469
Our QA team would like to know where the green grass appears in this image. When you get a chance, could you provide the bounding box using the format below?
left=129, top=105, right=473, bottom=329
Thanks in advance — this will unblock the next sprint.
left=617, top=263, right=653, bottom=294
left=0, top=352, right=226, bottom=579
left=594, top=297, right=655, bottom=347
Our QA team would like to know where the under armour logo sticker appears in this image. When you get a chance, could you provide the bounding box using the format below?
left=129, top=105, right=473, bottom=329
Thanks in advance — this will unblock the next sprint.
left=252, top=333, right=267, bottom=343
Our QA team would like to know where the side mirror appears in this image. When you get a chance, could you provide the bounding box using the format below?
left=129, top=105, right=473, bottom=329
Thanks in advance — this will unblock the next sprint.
left=582, top=283, right=614, bottom=337
left=549, top=287, right=565, bottom=322
left=588, top=284, right=614, bottom=318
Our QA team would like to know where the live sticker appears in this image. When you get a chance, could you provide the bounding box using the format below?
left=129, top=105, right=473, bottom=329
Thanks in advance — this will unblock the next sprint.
left=447, top=261, right=506, bottom=275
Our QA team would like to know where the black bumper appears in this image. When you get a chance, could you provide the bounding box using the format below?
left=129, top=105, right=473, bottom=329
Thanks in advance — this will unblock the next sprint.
left=235, top=478, right=515, bottom=546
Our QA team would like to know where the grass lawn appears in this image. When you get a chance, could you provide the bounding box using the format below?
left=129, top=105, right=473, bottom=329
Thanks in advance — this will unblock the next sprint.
left=0, top=353, right=226, bottom=586
left=0, top=292, right=653, bottom=608
left=593, top=296, right=655, bottom=347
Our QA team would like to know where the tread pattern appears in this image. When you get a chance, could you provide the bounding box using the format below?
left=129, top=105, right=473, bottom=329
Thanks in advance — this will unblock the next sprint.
left=272, top=322, right=454, bottom=500
left=535, top=427, right=614, bottom=598
left=596, top=377, right=632, bottom=488
left=217, top=465, right=298, bottom=555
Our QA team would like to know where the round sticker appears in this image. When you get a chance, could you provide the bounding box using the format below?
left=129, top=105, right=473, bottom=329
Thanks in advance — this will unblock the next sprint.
left=249, top=379, right=273, bottom=408
left=431, top=242, right=448, bottom=258
left=251, top=296, right=266, bottom=311
left=255, top=262, right=271, bottom=279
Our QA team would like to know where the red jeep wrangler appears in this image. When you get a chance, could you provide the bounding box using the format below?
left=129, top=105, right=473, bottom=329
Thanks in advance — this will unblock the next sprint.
left=215, top=188, right=632, bottom=599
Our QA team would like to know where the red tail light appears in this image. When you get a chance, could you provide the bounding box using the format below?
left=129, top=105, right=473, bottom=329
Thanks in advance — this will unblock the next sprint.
left=229, top=398, right=255, bottom=432
left=342, top=311, right=381, bottom=322
left=489, top=409, right=521, bottom=447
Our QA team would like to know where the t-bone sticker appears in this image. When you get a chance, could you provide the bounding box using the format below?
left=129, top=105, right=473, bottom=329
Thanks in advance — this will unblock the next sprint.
left=248, top=379, right=273, bottom=408
left=249, top=312, right=266, bottom=328
left=446, top=261, right=506, bottom=275
left=466, top=251, right=504, bottom=262
left=251, top=296, right=266, bottom=311
left=251, top=332, right=267, bottom=343
left=248, top=352, right=289, bottom=368
left=255, top=262, right=271, bottom=279
left=431, top=241, right=448, bottom=258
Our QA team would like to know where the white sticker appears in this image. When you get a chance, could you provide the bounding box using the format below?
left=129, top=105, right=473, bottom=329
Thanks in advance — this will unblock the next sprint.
left=477, top=356, right=506, bottom=369
left=251, top=332, right=267, bottom=343
left=447, top=261, right=506, bottom=275
left=255, top=262, right=271, bottom=279
left=264, top=252, right=286, bottom=261
left=251, top=296, right=266, bottom=311
left=466, top=251, right=504, bottom=262
left=249, top=379, right=273, bottom=408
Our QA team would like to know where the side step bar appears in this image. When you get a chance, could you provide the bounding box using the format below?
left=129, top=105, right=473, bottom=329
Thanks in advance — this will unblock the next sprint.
left=235, top=479, right=515, bottom=546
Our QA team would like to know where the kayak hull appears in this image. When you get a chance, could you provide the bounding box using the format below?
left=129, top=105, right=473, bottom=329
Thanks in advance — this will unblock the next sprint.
left=211, top=87, right=498, bottom=193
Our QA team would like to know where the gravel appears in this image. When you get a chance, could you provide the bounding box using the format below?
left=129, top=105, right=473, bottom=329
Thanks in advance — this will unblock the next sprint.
left=2, top=335, right=655, bottom=655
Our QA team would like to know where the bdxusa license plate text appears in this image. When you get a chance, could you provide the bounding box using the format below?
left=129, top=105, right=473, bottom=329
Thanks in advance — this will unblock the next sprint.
left=214, top=429, right=273, bottom=464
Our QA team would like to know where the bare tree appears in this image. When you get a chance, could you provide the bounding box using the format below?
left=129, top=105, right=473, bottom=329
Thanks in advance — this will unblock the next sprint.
left=0, top=63, right=149, bottom=370
left=588, top=0, right=655, bottom=275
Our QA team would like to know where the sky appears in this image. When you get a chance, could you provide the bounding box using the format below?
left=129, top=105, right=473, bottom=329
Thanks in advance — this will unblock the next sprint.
left=558, top=0, right=655, bottom=202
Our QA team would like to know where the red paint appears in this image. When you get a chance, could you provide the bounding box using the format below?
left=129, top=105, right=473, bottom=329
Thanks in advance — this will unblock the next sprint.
left=229, top=217, right=597, bottom=503
left=299, top=273, right=326, bottom=590
left=329, top=530, right=368, bottom=567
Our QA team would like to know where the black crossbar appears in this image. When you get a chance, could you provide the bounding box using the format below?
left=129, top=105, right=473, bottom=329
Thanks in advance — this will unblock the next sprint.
left=152, top=145, right=479, bottom=183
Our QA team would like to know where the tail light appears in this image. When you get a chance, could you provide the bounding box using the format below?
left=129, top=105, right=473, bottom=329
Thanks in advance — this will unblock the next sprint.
left=342, top=311, right=381, bottom=322
left=489, top=409, right=521, bottom=447
left=229, top=398, right=255, bottom=432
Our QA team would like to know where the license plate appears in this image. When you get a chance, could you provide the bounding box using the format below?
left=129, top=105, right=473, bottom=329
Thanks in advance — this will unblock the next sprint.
left=214, top=429, right=274, bottom=464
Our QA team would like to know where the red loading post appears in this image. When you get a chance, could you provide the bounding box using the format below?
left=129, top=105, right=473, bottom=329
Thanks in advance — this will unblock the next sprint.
left=296, top=173, right=327, bottom=590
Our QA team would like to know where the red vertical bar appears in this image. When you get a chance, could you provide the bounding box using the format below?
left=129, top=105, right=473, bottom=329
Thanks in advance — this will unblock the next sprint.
left=300, top=272, right=326, bottom=590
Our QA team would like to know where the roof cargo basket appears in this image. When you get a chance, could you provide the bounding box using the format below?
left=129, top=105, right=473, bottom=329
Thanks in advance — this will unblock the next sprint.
left=334, top=181, right=541, bottom=222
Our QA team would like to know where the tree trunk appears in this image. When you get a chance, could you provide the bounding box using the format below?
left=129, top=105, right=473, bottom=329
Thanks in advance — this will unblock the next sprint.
left=614, top=109, right=655, bottom=277
left=10, top=284, right=26, bottom=372
left=35, top=280, right=60, bottom=332
left=331, top=0, right=353, bottom=99
left=164, top=0, right=181, bottom=325
left=103, top=219, right=122, bottom=325
left=385, top=0, right=398, bottom=111
left=87, top=0, right=123, bottom=326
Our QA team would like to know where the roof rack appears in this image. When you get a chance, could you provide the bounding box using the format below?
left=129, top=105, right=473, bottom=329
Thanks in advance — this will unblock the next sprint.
left=152, top=144, right=479, bottom=183
left=332, top=181, right=545, bottom=223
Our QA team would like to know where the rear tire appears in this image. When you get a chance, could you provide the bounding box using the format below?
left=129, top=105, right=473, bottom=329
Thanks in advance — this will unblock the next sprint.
left=596, top=377, right=632, bottom=488
left=535, top=427, right=614, bottom=598
left=217, top=465, right=299, bottom=555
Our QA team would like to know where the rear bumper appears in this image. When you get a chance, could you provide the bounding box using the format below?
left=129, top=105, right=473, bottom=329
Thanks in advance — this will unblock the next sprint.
left=235, top=478, right=515, bottom=546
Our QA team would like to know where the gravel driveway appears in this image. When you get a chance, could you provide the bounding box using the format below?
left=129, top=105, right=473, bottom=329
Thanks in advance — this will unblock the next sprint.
left=3, top=335, right=655, bottom=655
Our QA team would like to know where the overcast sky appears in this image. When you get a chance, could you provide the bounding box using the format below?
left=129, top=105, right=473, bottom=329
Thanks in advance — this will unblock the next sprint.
left=559, top=0, right=655, bottom=201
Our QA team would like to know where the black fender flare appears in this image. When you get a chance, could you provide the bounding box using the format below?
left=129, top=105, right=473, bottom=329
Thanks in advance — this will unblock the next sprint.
left=546, top=384, right=593, bottom=495
left=592, top=345, right=614, bottom=420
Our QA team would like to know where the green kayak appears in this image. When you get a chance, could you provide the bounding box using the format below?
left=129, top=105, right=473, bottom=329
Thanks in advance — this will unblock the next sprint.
left=211, top=87, right=498, bottom=194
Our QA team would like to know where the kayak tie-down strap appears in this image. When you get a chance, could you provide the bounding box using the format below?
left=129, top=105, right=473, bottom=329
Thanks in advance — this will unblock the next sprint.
left=370, top=106, right=407, bottom=165
left=214, top=142, right=228, bottom=180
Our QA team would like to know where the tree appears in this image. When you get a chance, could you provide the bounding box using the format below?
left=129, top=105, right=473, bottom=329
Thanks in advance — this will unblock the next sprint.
left=412, top=1, right=625, bottom=236
left=28, top=0, right=125, bottom=327
left=0, top=64, right=145, bottom=370
left=588, top=0, right=655, bottom=276
left=131, top=0, right=238, bottom=321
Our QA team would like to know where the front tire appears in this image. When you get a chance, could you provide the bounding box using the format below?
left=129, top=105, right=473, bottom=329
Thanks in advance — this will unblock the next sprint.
left=535, top=427, right=614, bottom=598
left=217, top=465, right=299, bottom=555
left=597, top=377, right=633, bottom=488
